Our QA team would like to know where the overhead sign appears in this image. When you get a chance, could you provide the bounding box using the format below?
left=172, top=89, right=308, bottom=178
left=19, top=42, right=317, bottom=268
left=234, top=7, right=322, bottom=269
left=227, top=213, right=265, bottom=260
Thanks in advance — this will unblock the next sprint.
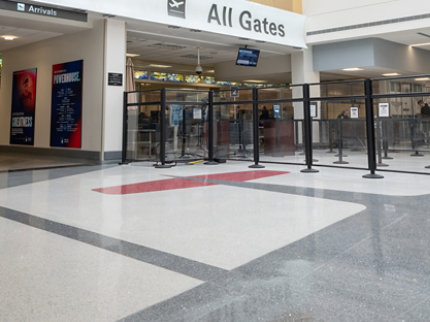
left=168, top=0, right=186, bottom=18
left=0, top=0, right=87, bottom=22
left=30, top=0, right=306, bottom=48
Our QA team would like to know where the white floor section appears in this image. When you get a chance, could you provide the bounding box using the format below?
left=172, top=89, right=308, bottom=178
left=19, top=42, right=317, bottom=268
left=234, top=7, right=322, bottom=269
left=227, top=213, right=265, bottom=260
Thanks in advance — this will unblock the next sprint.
left=0, top=163, right=368, bottom=270
left=0, top=218, right=202, bottom=322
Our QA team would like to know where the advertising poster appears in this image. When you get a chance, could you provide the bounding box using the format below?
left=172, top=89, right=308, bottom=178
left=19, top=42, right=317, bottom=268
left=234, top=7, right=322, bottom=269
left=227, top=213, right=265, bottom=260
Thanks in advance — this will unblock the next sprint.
left=50, top=60, right=83, bottom=148
left=10, top=68, right=37, bottom=145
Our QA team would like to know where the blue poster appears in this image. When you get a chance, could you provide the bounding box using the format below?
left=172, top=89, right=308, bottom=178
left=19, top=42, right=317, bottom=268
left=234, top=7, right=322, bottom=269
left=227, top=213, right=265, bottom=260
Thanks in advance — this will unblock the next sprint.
left=10, top=68, right=37, bottom=145
left=170, top=104, right=183, bottom=126
left=50, top=60, right=83, bottom=148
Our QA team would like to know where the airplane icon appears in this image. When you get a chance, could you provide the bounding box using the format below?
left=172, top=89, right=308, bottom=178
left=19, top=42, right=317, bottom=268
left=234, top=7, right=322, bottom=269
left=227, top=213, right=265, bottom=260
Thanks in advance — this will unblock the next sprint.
left=169, top=0, right=184, bottom=8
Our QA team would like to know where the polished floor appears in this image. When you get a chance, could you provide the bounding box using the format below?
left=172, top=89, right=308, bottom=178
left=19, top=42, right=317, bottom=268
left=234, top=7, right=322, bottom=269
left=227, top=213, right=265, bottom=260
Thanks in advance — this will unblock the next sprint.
left=1, top=161, right=430, bottom=321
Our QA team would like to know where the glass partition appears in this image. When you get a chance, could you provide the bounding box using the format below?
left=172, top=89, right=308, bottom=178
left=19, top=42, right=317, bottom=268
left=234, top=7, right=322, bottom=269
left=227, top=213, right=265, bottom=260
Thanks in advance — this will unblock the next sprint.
left=374, top=96, right=430, bottom=172
left=313, top=99, right=368, bottom=169
left=213, top=89, right=253, bottom=161
left=125, top=90, right=161, bottom=161
left=164, top=90, right=209, bottom=162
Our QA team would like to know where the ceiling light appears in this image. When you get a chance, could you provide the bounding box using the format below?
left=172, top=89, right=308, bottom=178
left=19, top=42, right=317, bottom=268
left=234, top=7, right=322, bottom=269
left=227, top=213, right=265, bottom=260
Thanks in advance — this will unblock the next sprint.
left=415, top=77, right=430, bottom=81
left=410, top=42, right=430, bottom=47
left=2, top=35, right=18, bottom=41
left=148, top=64, right=172, bottom=68
left=382, top=73, right=401, bottom=76
left=243, top=80, right=267, bottom=83
left=341, top=67, right=364, bottom=71
left=126, top=53, right=140, bottom=57
left=207, top=70, right=215, bottom=73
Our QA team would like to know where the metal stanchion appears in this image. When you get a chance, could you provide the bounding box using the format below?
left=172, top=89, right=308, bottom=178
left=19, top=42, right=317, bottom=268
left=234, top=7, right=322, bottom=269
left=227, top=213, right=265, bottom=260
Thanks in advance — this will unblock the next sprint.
left=333, top=118, right=348, bottom=164
left=155, top=89, right=173, bottom=168
left=249, top=88, right=265, bottom=169
left=363, top=79, right=383, bottom=179
left=410, top=117, right=424, bottom=157
left=205, top=90, right=218, bottom=165
left=327, top=120, right=336, bottom=153
left=376, top=118, right=388, bottom=167
left=301, top=84, right=319, bottom=173
left=382, top=118, right=393, bottom=160
left=120, top=92, right=130, bottom=165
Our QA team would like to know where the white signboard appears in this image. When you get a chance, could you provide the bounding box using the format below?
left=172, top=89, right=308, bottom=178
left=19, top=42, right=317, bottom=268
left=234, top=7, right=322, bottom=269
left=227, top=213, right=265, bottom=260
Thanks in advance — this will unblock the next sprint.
left=350, top=106, right=359, bottom=119
left=310, top=102, right=318, bottom=118
left=378, top=103, right=390, bottom=117
left=31, top=0, right=306, bottom=47
left=193, top=107, right=202, bottom=120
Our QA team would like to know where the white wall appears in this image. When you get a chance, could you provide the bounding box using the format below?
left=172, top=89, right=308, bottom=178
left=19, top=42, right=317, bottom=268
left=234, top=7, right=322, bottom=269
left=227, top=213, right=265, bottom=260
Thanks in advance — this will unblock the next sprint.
left=102, top=19, right=126, bottom=156
left=0, top=20, right=105, bottom=152
left=304, top=0, right=430, bottom=44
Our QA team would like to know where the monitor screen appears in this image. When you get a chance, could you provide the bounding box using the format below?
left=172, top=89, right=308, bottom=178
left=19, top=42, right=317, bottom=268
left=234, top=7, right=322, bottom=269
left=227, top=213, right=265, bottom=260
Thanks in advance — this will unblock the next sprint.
left=236, top=48, right=260, bottom=67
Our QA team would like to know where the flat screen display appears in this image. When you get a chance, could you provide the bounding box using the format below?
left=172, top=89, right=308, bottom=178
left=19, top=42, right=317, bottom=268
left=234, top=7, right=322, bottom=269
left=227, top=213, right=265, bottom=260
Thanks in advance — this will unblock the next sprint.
left=236, top=48, right=260, bottom=67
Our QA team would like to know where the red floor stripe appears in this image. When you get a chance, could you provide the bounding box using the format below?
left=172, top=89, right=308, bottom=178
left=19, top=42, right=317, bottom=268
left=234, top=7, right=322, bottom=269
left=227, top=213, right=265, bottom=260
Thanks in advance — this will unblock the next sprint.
left=93, top=170, right=288, bottom=195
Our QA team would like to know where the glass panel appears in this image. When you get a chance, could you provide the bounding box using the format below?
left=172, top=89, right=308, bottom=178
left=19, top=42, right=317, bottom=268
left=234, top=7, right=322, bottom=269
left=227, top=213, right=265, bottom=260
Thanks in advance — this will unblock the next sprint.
left=313, top=99, right=368, bottom=169
left=259, top=102, right=299, bottom=163
left=373, top=77, right=430, bottom=95
left=311, top=81, right=364, bottom=99
left=374, top=95, right=430, bottom=172
left=126, top=103, right=161, bottom=161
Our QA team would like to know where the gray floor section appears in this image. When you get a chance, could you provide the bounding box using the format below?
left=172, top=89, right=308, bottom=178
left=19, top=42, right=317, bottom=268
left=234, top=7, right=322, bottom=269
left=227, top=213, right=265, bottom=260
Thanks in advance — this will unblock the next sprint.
left=1, top=166, right=430, bottom=322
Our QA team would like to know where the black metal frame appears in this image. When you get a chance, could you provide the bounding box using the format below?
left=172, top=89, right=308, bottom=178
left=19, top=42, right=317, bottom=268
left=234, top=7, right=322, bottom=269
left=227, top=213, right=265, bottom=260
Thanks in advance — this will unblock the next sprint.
left=121, top=76, right=430, bottom=176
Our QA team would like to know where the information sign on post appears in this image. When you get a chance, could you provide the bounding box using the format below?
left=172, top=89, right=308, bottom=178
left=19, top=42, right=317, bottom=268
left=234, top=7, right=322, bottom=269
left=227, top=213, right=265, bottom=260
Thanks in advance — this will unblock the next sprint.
left=350, top=106, right=359, bottom=119
left=230, top=86, right=239, bottom=98
left=378, top=103, right=390, bottom=117
left=310, top=102, right=318, bottom=118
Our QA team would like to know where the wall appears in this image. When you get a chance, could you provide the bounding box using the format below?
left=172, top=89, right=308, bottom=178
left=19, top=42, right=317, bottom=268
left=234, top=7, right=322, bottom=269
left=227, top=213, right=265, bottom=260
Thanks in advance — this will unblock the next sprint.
left=249, top=0, right=302, bottom=13
left=0, top=20, right=105, bottom=155
left=303, top=0, right=430, bottom=44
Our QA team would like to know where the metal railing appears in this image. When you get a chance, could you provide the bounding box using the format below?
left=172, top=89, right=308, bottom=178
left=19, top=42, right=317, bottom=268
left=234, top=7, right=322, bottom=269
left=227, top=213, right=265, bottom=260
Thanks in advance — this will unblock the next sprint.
left=122, top=76, right=430, bottom=176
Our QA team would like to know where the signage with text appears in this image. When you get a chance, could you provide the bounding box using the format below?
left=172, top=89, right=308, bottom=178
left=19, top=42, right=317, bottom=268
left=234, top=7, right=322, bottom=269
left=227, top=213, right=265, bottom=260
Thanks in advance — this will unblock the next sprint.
left=50, top=60, right=83, bottom=148
left=31, top=0, right=305, bottom=47
left=0, top=0, right=87, bottom=22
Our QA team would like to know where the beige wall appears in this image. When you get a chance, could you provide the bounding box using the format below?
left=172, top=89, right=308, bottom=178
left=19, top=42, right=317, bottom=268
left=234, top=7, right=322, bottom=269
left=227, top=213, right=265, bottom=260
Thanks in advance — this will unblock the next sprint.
left=0, top=20, right=105, bottom=152
left=249, top=0, right=303, bottom=13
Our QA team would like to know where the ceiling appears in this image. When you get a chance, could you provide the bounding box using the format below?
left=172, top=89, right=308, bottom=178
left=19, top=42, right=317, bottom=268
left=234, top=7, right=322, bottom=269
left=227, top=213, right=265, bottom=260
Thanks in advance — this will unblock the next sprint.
left=1, top=9, right=430, bottom=82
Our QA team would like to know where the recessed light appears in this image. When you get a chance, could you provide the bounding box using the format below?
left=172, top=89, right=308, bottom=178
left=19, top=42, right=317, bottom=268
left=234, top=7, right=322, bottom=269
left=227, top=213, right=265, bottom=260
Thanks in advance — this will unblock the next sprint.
left=382, top=73, right=401, bottom=76
left=410, top=42, right=430, bottom=47
left=126, top=53, right=140, bottom=57
left=243, top=80, right=267, bottom=83
left=342, top=67, right=364, bottom=71
left=148, top=64, right=173, bottom=68
left=415, top=77, right=430, bottom=81
left=1, top=35, right=18, bottom=41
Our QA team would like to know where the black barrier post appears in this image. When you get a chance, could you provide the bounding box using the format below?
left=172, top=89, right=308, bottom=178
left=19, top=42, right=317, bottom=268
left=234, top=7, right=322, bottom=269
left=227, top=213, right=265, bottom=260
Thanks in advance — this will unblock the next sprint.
left=120, top=92, right=129, bottom=165
left=249, top=88, right=265, bottom=169
left=382, top=118, right=393, bottom=160
left=363, top=79, right=383, bottom=179
left=155, top=89, right=173, bottom=168
left=410, top=117, right=424, bottom=157
left=376, top=118, right=388, bottom=167
left=333, top=118, right=348, bottom=164
left=205, top=90, right=218, bottom=165
left=301, top=84, right=319, bottom=173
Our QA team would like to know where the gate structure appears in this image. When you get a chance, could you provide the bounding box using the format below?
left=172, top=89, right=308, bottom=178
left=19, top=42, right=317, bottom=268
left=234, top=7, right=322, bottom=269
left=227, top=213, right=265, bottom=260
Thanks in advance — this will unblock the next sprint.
left=122, top=76, right=430, bottom=175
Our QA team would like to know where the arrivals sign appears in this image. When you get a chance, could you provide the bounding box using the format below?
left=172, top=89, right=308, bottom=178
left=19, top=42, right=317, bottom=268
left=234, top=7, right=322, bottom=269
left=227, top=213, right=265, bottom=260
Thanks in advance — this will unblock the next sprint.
left=10, top=68, right=37, bottom=145
left=30, top=0, right=306, bottom=48
left=50, top=60, right=83, bottom=148
left=0, top=0, right=87, bottom=22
